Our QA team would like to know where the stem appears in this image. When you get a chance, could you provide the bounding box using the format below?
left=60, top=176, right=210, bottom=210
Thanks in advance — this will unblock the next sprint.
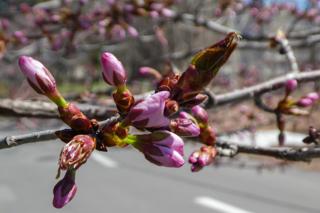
left=122, top=135, right=137, bottom=145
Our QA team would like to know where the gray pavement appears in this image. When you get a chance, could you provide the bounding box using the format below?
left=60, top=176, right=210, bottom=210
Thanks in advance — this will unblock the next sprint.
left=1, top=129, right=320, bottom=213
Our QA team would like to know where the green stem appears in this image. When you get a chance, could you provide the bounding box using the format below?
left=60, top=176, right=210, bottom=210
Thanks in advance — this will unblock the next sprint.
left=122, top=135, right=137, bottom=145
left=49, top=91, right=68, bottom=108
left=116, top=84, right=127, bottom=93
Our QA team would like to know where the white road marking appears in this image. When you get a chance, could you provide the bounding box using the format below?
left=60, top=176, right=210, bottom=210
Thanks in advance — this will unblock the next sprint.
left=91, top=152, right=118, bottom=168
left=194, top=196, right=254, bottom=213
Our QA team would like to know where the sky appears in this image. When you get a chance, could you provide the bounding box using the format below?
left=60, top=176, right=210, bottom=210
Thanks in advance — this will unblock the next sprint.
left=263, top=0, right=312, bottom=11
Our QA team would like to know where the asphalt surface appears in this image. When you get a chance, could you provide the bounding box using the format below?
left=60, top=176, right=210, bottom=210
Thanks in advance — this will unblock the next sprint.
left=1, top=128, right=320, bottom=213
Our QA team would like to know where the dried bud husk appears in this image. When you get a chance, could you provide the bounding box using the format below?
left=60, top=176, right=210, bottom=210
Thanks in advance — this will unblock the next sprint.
left=172, top=32, right=239, bottom=102
left=59, top=135, right=96, bottom=170
left=164, top=99, right=179, bottom=116
left=58, top=103, right=92, bottom=132
left=199, top=125, right=216, bottom=146
left=113, top=86, right=135, bottom=114
left=98, top=121, right=129, bottom=148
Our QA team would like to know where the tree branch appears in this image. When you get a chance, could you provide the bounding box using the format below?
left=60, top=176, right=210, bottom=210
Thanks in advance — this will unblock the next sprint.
left=205, top=69, right=320, bottom=108
left=0, top=99, right=117, bottom=119
left=172, top=13, right=320, bottom=49
left=217, top=140, right=320, bottom=162
left=0, top=115, right=120, bottom=149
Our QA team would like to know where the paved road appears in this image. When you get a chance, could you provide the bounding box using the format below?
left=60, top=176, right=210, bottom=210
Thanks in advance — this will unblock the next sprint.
left=0, top=129, right=320, bottom=213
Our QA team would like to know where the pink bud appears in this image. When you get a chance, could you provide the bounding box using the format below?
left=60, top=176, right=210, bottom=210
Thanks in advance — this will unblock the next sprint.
left=161, top=8, right=175, bottom=18
left=170, top=118, right=200, bottom=137
left=179, top=111, right=192, bottom=119
left=18, top=56, right=57, bottom=95
left=188, top=145, right=216, bottom=172
left=13, top=31, right=28, bottom=44
left=191, top=105, right=209, bottom=124
left=150, top=3, right=164, bottom=11
left=0, top=19, right=10, bottom=30
left=124, top=91, right=170, bottom=128
left=110, top=25, right=126, bottom=41
left=127, top=26, right=138, bottom=37
left=59, top=135, right=96, bottom=170
left=139, top=66, right=162, bottom=81
left=150, top=11, right=160, bottom=19
left=297, top=98, right=313, bottom=107
left=101, top=52, right=127, bottom=87
left=285, top=79, right=298, bottom=94
left=133, top=130, right=185, bottom=168
left=53, top=170, right=77, bottom=208
left=306, top=92, right=319, bottom=102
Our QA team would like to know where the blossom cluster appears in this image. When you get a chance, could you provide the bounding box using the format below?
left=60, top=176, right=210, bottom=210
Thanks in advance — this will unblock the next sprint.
left=275, top=79, right=319, bottom=145
left=0, top=0, right=178, bottom=58
left=18, top=32, right=240, bottom=208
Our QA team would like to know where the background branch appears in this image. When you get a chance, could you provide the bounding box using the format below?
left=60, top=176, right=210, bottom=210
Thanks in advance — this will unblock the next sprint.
left=217, top=140, right=320, bottom=162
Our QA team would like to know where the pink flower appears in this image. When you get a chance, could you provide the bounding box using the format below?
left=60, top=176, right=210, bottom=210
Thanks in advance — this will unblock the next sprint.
left=18, top=56, right=56, bottom=95
left=124, top=91, right=170, bottom=128
left=131, top=130, right=185, bottom=167
left=101, top=52, right=127, bottom=87
left=59, top=135, right=96, bottom=170
left=53, top=169, right=77, bottom=208
left=191, top=105, right=209, bottom=124
left=170, top=118, right=200, bottom=137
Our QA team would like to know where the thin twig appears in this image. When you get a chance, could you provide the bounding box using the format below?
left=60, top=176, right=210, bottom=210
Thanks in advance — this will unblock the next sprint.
left=0, top=99, right=117, bottom=119
left=217, top=140, right=320, bottom=162
left=0, top=115, right=120, bottom=149
left=205, top=69, right=320, bottom=108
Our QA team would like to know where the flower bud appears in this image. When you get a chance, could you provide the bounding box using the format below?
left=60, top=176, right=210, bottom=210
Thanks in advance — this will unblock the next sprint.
left=285, top=79, right=297, bottom=94
left=170, top=118, right=200, bottom=137
left=306, top=92, right=319, bottom=102
left=59, top=135, right=96, bottom=170
left=161, top=8, right=175, bottom=18
left=53, top=169, right=77, bottom=209
left=188, top=145, right=217, bottom=172
left=18, top=56, right=67, bottom=107
left=110, top=25, right=126, bottom=41
left=123, top=91, right=170, bottom=128
left=112, top=86, right=135, bottom=114
left=101, top=52, right=127, bottom=87
left=139, top=66, right=162, bottom=81
left=58, top=103, right=92, bottom=131
left=126, top=130, right=185, bottom=168
left=296, top=98, right=313, bottom=107
left=13, top=31, right=28, bottom=44
left=127, top=26, right=138, bottom=37
left=191, top=105, right=209, bottom=124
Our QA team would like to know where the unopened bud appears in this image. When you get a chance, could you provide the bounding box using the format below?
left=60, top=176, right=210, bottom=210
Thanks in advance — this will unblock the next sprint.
left=170, top=118, right=200, bottom=137
left=101, top=52, right=127, bottom=87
